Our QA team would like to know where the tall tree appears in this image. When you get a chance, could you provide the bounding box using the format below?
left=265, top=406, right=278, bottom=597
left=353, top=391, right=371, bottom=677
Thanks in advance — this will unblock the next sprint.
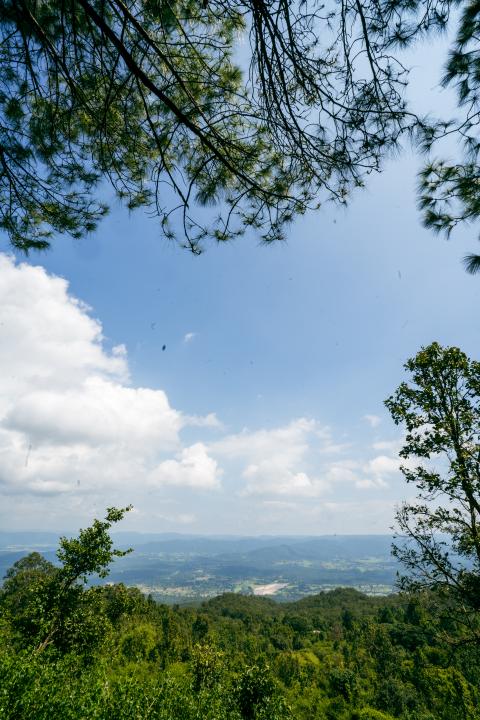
left=385, top=343, right=480, bottom=635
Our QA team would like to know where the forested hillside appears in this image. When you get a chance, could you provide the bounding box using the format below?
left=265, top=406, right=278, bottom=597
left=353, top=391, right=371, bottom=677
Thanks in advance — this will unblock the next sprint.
left=1, top=550, right=479, bottom=719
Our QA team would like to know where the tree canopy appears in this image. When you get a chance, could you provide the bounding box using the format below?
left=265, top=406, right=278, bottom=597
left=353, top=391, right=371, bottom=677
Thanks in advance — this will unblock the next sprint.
left=3, top=0, right=480, bottom=259
left=385, top=342, right=480, bottom=635
left=2, top=502, right=480, bottom=718
left=0, top=505, right=132, bottom=652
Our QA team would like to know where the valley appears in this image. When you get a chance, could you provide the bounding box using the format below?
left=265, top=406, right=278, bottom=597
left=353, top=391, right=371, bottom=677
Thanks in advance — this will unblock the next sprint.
left=0, top=532, right=397, bottom=603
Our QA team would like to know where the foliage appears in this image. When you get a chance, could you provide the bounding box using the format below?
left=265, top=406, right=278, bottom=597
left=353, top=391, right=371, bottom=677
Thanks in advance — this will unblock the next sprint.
left=2, top=507, right=480, bottom=719
left=0, top=506, right=132, bottom=652
left=4, top=0, right=480, bottom=260
left=385, top=344, right=480, bottom=618
left=0, top=0, right=414, bottom=254
left=234, top=663, right=290, bottom=720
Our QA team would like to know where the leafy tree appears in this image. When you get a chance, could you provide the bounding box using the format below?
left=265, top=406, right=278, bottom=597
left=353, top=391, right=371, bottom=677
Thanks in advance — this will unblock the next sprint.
left=0, top=552, right=58, bottom=642
left=191, top=643, right=224, bottom=692
left=235, top=664, right=290, bottom=720
left=420, top=666, right=478, bottom=720
left=0, top=505, right=132, bottom=652
left=385, top=343, right=480, bottom=626
left=119, top=620, right=157, bottom=661
left=192, top=614, right=209, bottom=642
left=99, top=582, right=144, bottom=624
left=329, top=667, right=357, bottom=702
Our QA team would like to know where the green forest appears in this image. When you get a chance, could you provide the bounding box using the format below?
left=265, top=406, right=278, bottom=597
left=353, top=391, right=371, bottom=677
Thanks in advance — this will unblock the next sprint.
left=1, top=534, right=480, bottom=720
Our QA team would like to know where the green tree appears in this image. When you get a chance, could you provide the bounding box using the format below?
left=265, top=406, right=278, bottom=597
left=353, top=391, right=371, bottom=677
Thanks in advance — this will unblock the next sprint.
left=191, top=643, right=224, bottom=692
left=0, top=552, right=58, bottom=643
left=385, top=343, right=480, bottom=622
left=0, top=505, right=132, bottom=652
left=235, top=664, right=290, bottom=720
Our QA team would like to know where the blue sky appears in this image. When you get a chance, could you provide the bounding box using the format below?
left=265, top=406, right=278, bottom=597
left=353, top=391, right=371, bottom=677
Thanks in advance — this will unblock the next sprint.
left=1, top=35, right=479, bottom=534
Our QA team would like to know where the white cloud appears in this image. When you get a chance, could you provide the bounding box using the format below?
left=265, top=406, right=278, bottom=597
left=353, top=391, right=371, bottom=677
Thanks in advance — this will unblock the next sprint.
left=323, top=460, right=360, bottom=485
left=183, top=332, right=196, bottom=343
left=5, top=377, right=181, bottom=450
left=149, top=443, right=221, bottom=489
left=262, top=500, right=298, bottom=509
left=0, top=255, right=219, bottom=498
left=363, top=414, right=381, bottom=428
left=242, top=463, right=329, bottom=497
left=356, top=454, right=403, bottom=490
left=0, top=258, right=127, bottom=410
left=211, top=418, right=316, bottom=464
left=364, top=455, right=401, bottom=476
left=211, top=419, right=352, bottom=498
left=184, top=412, right=222, bottom=429
left=0, top=254, right=408, bottom=532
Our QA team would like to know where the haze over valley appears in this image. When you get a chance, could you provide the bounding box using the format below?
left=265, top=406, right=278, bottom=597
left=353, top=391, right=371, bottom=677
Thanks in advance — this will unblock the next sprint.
left=0, top=532, right=396, bottom=604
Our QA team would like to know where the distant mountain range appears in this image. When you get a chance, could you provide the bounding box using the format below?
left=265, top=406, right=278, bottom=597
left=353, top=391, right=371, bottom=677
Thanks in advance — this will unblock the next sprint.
left=0, top=533, right=398, bottom=602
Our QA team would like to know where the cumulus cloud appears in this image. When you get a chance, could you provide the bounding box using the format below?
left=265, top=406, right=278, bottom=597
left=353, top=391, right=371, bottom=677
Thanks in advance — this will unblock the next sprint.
left=211, top=418, right=316, bottom=463
left=210, top=419, right=353, bottom=498
left=5, top=377, right=181, bottom=450
left=364, top=455, right=401, bottom=476
left=242, top=463, right=328, bottom=497
left=0, top=255, right=219, bottom=498
left=0, top=254, right=407, bottom=531
left=149, top=443, right=221, bottom=489
left=355, top=477, right=388, bottom=490
left=356, top=454, right=403, bottom=490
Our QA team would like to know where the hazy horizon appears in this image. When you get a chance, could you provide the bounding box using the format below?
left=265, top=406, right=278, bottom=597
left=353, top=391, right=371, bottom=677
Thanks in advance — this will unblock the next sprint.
left=0, top=529, right=395, bottom=538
